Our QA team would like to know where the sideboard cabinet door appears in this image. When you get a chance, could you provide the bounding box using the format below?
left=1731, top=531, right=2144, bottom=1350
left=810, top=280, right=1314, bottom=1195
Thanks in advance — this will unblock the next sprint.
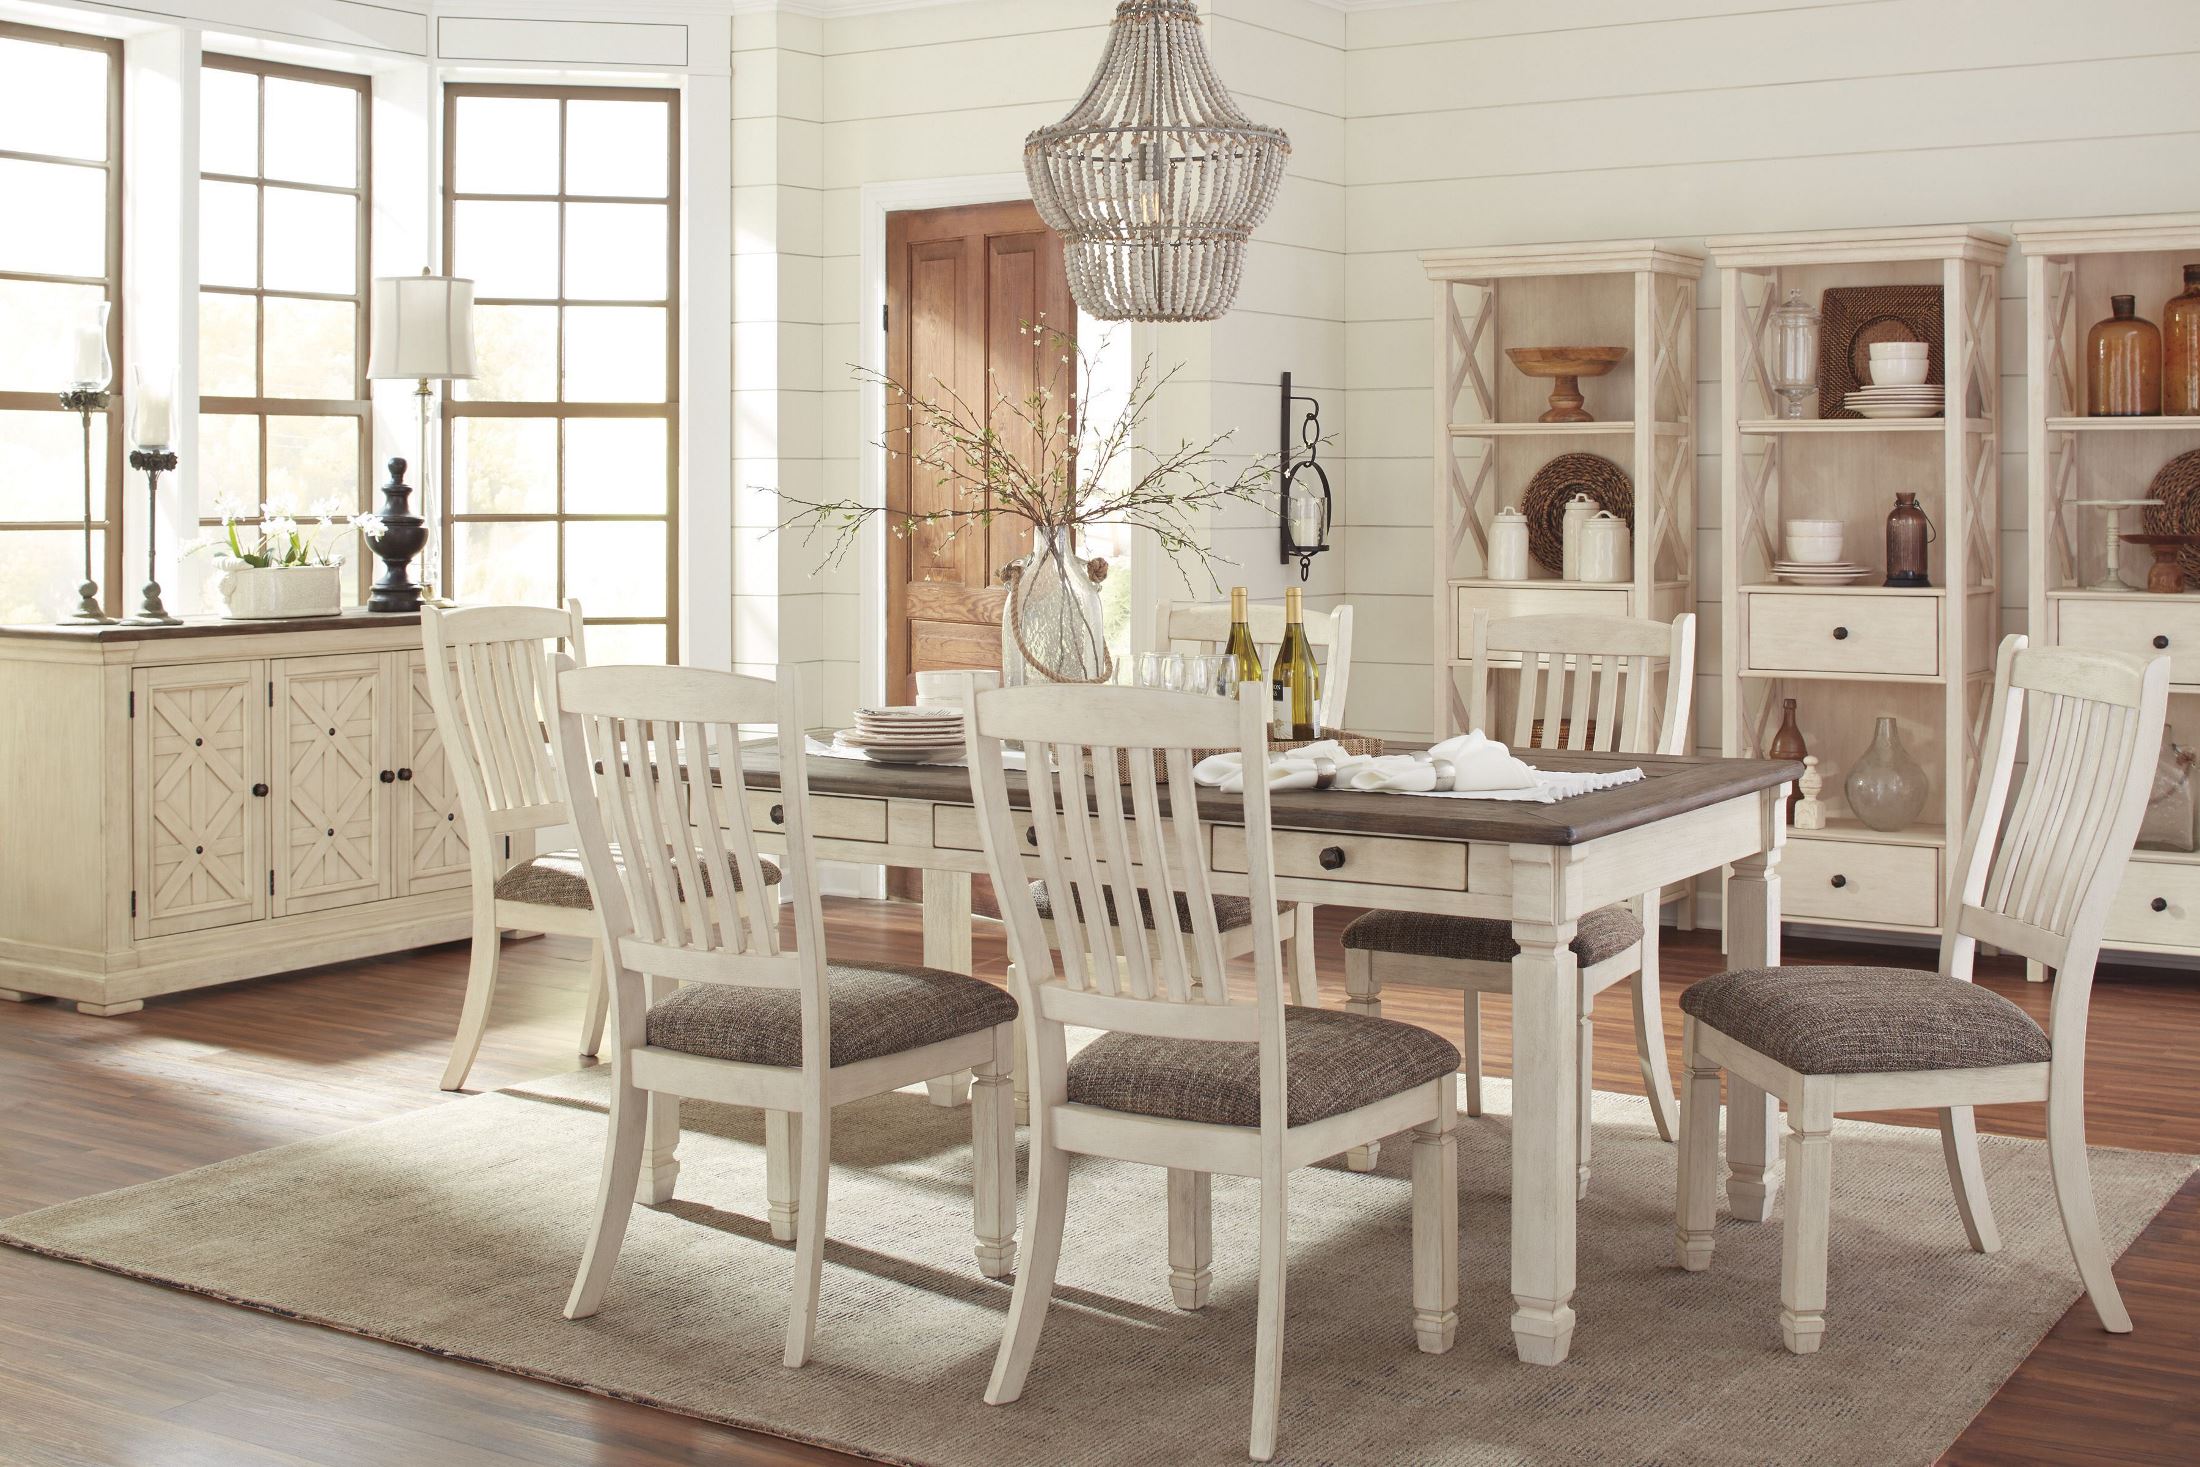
left=270, top=652, right=392, bottom=917
left=131, top=660, right=268, bottom=938
left=395, top=650, right=471, bottom=894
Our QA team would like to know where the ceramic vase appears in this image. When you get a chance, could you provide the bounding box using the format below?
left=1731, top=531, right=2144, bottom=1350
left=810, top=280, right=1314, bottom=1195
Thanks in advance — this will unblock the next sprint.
left=1845, top=716, right=1929, bottom=832
left=1488, top=507, right=1530, bottom=581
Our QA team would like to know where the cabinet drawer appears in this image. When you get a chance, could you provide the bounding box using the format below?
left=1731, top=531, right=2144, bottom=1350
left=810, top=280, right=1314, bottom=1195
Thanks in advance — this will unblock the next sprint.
left=1780, top=836, right=1940, bottom=929
left=2104, top=858, right=2200, bottom=949
left=1745, top=592, right=1940, bottom=677
left=1211, top=827, right=1468, bottom=892
left=2056, top=597, right=2200, bottom=686
left=739, top=789, right=888, bottom=843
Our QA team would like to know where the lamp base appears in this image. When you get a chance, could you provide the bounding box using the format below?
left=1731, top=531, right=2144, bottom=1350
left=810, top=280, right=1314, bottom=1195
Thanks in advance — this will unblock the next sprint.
left=63, top=581, right=114, bottom=625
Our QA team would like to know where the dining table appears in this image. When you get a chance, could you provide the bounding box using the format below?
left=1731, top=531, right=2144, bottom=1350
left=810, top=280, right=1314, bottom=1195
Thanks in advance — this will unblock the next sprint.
left=715, top=742, right=1800, bottom=1367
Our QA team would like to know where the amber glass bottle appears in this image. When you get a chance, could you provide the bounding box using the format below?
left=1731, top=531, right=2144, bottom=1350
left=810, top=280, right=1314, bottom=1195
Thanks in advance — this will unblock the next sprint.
left=1768, top=698, right=1807, bottom=822
left=2164, top=265, right=2200, bottom=417
left=2087, top=294, right=2161, bottom=416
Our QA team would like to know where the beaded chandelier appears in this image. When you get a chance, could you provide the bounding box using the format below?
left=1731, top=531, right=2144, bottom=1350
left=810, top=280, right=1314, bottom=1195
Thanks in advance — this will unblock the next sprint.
left=1024, top=0, right=1290, bottom=322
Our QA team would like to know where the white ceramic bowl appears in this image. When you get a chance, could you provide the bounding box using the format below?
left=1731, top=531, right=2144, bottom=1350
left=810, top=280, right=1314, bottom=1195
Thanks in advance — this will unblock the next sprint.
left=1869, top=341, right=1929, bottom=357
left=1784, top=518, right=1844, bottom=536
left=1782, top=522, right=1847, bottom=563
left=1868, top=358, right=1930, bottom=386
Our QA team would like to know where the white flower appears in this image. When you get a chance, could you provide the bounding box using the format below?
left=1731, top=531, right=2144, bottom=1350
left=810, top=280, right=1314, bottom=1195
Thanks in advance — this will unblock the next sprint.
left=355, top=512, right=389, bottom=541
left=309, top=495, right=350, bottom=525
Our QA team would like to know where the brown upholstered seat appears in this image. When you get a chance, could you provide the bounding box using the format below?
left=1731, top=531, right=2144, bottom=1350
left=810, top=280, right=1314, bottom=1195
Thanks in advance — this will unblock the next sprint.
left=1339, top=903, right=1643, bottom=966
left=1066, top=1006, right=1461, bottom=1128
left=1679, top=966, right=2052, bottom=1075
left=493, top=850, right=783, bottom=910
left=1031, top=879, right=1259, bottom=935
left=645, top=960, right=1017, bottom=1068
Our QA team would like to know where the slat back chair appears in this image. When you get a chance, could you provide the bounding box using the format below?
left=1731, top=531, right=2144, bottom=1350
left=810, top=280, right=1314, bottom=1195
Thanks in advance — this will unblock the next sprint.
left=967, top=679, right=1460, bottom=1463
left=421, top=600, right=601, bottom=1091
left=1676, top=636, right=2168, bottom=1353
left=1340, top=609, right=1697, bottom=1187
left=553, top=663, right=1018, bottom=1369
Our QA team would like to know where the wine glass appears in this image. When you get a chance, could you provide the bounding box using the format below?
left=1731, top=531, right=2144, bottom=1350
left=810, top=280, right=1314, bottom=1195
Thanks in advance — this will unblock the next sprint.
left=1214, top=661, right=1240, bottom=700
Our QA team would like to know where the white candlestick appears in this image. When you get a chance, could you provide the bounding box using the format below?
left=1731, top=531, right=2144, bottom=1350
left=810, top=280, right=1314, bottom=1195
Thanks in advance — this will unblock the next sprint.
left=132, top=369, right=175, bottom=449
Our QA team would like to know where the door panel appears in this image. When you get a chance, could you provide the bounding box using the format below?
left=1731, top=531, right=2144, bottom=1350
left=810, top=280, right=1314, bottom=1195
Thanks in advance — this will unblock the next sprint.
left=133, top=660, right=267, bottom=938
left=271, top=652, right=390, bottom=916
left=396, top=651, right=470, bottom=895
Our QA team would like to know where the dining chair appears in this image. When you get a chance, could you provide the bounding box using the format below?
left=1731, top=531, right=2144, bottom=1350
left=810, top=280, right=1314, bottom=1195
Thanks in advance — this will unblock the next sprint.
left=554, top=662, right=1020, bottom=1368
left=965, top=676, right=1459, bottom=1463
left=1675, top=635, right=2168, bottom=1353
left=1337, top=609, right=1695, bottom=1186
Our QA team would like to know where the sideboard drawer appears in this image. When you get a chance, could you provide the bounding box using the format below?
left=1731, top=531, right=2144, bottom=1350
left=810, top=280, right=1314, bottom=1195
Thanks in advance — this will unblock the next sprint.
left=1211, top=826, right=1469, bottom=892
left=741, top=789, right=888, bottom=843
left=2104, top=858, right=2200, bottom=949
left=2056, top=597, right=2200, bottom=687
left=1780, top=835, right=1940, bottom=929
left=1745, top=592, right=1940, bottom=678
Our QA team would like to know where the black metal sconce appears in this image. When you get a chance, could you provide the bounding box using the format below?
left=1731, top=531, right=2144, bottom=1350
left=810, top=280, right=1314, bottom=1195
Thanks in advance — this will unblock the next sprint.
left=1278, top=371, right=1330, bottom=581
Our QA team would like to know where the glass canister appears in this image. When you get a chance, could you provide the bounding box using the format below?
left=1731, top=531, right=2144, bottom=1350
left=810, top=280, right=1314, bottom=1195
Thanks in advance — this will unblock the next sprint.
left=1489, top=506, right=1530, bottom=581
left=1769, top=288, right=1820, bottom=419
left=2087, top=293, right=2162, bottom=416
left=2164, top=265, right=2200, bottom=417
left=1560, top=492, right=1599, bottom=581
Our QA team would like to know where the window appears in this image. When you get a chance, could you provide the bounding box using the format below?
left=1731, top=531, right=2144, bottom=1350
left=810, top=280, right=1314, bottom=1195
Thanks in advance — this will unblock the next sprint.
left=195, top=55, right=369, bottom=574
left=0, top=22, right=122, bottom=623
left=443, top=84, right=679, bottom=665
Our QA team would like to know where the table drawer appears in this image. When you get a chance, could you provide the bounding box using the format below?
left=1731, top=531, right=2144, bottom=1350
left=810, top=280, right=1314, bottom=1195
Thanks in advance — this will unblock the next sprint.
left=1780, top=836, right=1940, bottom=929
left=2104, top=858, right=2200, bottom=949
left=1745, top=592, right=1940, bottom=678
left=931, top=803, right=1041, bottom=855
left=1211, top=826, right=1469, bottom=892
left=739, top=789, right=888, bottom=843
left=2056, top=597, right=2200, bottom=686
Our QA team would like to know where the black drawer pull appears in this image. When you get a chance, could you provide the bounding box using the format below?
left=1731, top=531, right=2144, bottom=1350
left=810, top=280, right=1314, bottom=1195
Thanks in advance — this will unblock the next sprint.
left=1830, top=874, right=1848, bottom=889
left=1024, top=826, right=1038, bottom=847
left=2152, top=896, right=2169, bottom=913
left=769, top=803, right=784, bottom=826
left=397, top=767, right=412, bottom=781
left=251, top=782, right=269, bottom=797
left=1318, top=845, right=1347, bottom=871
left=2154, top=635, right=2170, bottom=650
left=379, top=769, right=396, bottom=783
left=1832, top=626, right=1850, bottom=641
left=194, top=845, right=203, bottom=855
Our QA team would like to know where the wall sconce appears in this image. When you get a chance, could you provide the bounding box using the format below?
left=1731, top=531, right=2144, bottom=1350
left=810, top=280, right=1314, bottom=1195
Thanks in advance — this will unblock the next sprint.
left=1278, top=371, right=1330, bottom=580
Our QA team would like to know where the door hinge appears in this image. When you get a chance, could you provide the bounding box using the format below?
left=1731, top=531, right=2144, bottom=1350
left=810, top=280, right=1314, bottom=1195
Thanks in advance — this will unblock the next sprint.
left=268, top=681, right=275, bottom=707
left=128, top=689, right=135, bottom=717
left=268, top=870, right=276, bottom=896
left=503, top=835, right=512, bottom=860
left=129, top=890, right=136, bottom=917
left=882, top=302, right=889, bottom=332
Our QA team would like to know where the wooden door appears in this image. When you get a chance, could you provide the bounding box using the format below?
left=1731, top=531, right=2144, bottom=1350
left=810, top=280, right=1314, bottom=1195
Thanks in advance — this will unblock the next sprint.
left=885, top=200, right=1076, bottom=706
left=270, top=652, right=391, bottom=917
left=393, top=651, right=470, bottom=896
left=132, top=660, right=268, bottom=938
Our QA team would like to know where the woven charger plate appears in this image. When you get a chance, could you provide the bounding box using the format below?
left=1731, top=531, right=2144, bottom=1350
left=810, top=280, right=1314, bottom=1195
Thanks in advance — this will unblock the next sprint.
left=1818, top=284, right=1944, bottom=420
left=2143, top=448, right=2200, bottom=582
left=1520, top=453, right=1635, bottom=576
left=1115, top=729, right=1384, bottom=782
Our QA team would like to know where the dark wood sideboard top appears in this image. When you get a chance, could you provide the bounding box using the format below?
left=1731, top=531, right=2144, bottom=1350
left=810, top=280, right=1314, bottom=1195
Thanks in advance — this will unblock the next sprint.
left=0, top=608, right=423, bottom=643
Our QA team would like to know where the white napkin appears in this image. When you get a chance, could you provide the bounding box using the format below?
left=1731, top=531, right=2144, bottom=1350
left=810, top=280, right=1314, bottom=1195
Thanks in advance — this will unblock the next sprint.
left=1191, top=751, right=1326, bottom=793
left=1426, top=730, right=1538, bottom=792
left=1346, top=755, right=1441, bottom=793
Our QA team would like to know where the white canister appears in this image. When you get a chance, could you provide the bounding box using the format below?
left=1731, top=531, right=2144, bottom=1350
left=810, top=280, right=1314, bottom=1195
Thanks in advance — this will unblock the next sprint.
left=1577, top=511, right=1632, bottom=584
left=1489, top=507, right=1530, bottom=581
left=1560, top=492, right=1600, bottom=581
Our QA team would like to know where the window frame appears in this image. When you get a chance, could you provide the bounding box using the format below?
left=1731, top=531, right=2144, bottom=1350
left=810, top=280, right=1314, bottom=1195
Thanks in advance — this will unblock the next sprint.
left=0, top=19, right=124, bottom=614
left=194, top=52, right=372, bottom=570
left=441, top=81, right=682, bottom=662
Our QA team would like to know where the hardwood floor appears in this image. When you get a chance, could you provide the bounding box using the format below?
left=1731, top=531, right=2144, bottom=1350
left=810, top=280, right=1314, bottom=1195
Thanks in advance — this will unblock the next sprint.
left=1, top=902, right=2193, bottom=1466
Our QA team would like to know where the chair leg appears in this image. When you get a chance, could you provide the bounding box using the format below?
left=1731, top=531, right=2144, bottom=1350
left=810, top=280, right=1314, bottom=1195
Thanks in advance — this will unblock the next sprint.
left=1248, top=1163, right=1288, bottom=1463
left=1726, top=1073, right=1780, bottom=1223
left=1575, top=994, right=1595, bottom=1200
left=972, top=1031, right=1018, bottom=1280
left=638, top=976, right=681, bottom=1204
left=563, top=1071, right=647, bottom=1320
left=1286, top=904, right=1319, bottom=1007
left=1341, top=949, right=1383, bottom=1171
left=1674, top=1017, right=1721, bottom=1272
left=1410, top=1083, right=1459, bottom=1354
left=1167, top=1168, right=1213, bottom=1310
left=439, top=909, right=503, bottom=1092
left=1939, top=1105, right=2001, bottom=1254
left=576, top=939, right=609, bottom=1061
left=1779, top=1083, right=1835, bottom=1354
left=2047, top=1067, right=2133, bottom=1333
left=1632, top=928, right=1679, bottom=1143
left=987, top=1137, right=1070, bottom=1406
left=1461, top=990, right=1484, bottom=1119
left=782, top=1102, right=832, bottom=1367
left=765, top=1109, right=800, bottom=1243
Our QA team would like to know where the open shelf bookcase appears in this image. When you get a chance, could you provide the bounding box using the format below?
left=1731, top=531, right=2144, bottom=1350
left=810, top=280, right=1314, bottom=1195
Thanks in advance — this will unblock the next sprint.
left=1709, top=225, right=2007, bottom=938
left=2013, top=213, right=2200, bottom=974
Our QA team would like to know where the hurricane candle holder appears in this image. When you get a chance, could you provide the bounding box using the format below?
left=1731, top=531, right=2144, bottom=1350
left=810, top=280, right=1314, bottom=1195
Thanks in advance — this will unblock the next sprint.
left=126, top=366, right=181, bottom=626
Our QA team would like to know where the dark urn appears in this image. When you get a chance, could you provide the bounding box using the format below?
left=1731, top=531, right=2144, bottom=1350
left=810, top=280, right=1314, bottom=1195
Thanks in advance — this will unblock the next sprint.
left=368, top=457, right=429, bottom=613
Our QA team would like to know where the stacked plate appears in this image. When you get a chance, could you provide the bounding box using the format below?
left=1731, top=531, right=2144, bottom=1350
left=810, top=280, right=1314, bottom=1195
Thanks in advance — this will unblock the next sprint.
left=1844, top=384, right=1944, bottom=420
left=833, top=706, right=966, bottom=765
left=1773, top=560, right=1873, bottom=585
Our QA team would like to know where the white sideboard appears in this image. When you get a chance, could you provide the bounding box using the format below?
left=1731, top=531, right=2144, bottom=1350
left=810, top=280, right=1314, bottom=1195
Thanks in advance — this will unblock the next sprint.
left=0, top=611, right=485, bottom=1015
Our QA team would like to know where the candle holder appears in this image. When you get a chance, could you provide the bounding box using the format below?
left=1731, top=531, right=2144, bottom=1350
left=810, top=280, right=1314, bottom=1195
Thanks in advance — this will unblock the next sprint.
left=1276, top=372, right=1331, bottom=582
left=58, top=387, right=113, bottom=624
left=126, top=449, right=182, bottom=625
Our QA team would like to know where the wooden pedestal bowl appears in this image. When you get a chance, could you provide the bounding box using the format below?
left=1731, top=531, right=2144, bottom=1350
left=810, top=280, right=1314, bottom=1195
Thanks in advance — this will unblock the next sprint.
left=2123, top=532, right=2200, bottom=594
left=1504, top=346, right=1628, bottom=424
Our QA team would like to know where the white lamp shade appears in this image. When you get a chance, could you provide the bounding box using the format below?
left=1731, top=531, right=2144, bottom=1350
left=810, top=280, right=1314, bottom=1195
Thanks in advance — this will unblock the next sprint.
left=368, top=274, right=477, bottom=380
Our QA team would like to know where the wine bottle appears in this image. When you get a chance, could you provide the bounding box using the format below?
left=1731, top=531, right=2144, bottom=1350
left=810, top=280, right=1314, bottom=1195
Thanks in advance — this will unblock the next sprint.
left=1268, top=587, right=1320, bottom=740
left=1224, top=586, right=1264, bottom=690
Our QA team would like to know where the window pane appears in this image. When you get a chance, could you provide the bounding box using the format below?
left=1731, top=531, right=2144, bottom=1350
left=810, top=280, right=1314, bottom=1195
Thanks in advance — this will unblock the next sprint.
left=198, top=414, right=260, bottom=514
left=264, top=296, right=356, bottom=399
left=263, top=187, right=355, bottom=294
left=198, top=292, right=257, bottom=397
left=199, top=65, right=257, bottom=175
left=199, top=179, right=258, bottom=288
left=0, top=158, right=105, bottom=277
left=453, top=200, right=558, bottom=300
left=565, top=203, right=666, bottom=301
left=263, top=77, right=355, bottom=188
left=0, top=37, right=108, bottom=162
left=565, top=521, right=665, bottom=618
left=265, top=415, right=358, bottom=512
left=0, top=409, right=106, bottom=521
left=564, top=419, right=667, bottom=513
left=578, top=622, right=667, bottom=666
left=0, top=280, right=105, bottom=392
left=451, top=417, right=556, bottom=514
left=453, top=520, right=556, bottom=606
left=453, top=95, right=560, bottom=195
left=563, top=308, right=664, bottom=402
left=457, top=305, right=558, bottom=402
left=567, top=100, right=667, bottom=198
left=0, top=529, right=105, bottom=624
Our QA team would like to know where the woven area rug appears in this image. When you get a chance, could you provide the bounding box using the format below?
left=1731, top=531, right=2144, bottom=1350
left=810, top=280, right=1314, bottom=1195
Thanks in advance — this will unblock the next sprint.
left=3, top=1068, right=2189, bottom=1467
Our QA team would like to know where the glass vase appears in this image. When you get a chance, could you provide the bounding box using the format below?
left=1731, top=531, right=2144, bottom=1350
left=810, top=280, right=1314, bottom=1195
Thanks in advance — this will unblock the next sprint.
left=1844, top=716, right=1929, bottom=832
left=1001, top=525, right=1111, bottom=686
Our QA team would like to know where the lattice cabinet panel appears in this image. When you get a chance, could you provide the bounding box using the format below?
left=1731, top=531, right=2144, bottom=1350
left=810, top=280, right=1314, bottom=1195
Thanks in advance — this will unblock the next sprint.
left=398, top=651, right=472, bottom=895
left=131, top=660, right=268, bottom=939
left=271, top=652, right=392, bottom=917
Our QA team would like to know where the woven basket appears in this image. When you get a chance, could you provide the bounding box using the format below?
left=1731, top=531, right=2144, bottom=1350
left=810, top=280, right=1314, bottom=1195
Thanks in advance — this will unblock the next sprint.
left=1818, top=284, right=1944, bottom=420
left=2143, top=448, right=2200, bottom=583
left=1521, top=453, right=1634, bottom=576
left=1116, top=729, right=1384, bottom=782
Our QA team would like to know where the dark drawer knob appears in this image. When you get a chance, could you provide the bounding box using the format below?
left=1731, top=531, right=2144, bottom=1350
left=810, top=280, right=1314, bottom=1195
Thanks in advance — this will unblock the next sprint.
left=2154, top=635, right=2170, bottom=650
left=2153, top=896, right=2169, bottom=913
left=1319, top=845, right=1347, bottom=871
left=379, top=769, right=396, bottom=783
left=1830, top=874, right=1848, bottom=889
left=251, top=782, right=269, bottom=797
left=769, top=803, right=784, bottom=826
left=1024, top=826, right=1038, bottom=847
left=194, top=845, right=203, bottom=855
left=1832, top=626, right=1850, bottom=641
left=397, top=767, right=413, bottom=781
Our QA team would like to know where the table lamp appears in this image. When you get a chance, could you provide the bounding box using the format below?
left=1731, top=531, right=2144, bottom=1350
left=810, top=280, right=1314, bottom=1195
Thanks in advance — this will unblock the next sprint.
left=367, top=269, right=476, bottom=604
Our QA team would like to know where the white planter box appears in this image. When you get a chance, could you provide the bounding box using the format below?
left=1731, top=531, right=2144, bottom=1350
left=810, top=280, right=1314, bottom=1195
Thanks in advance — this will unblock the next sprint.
left=214, top=562, right=342, bottom=620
